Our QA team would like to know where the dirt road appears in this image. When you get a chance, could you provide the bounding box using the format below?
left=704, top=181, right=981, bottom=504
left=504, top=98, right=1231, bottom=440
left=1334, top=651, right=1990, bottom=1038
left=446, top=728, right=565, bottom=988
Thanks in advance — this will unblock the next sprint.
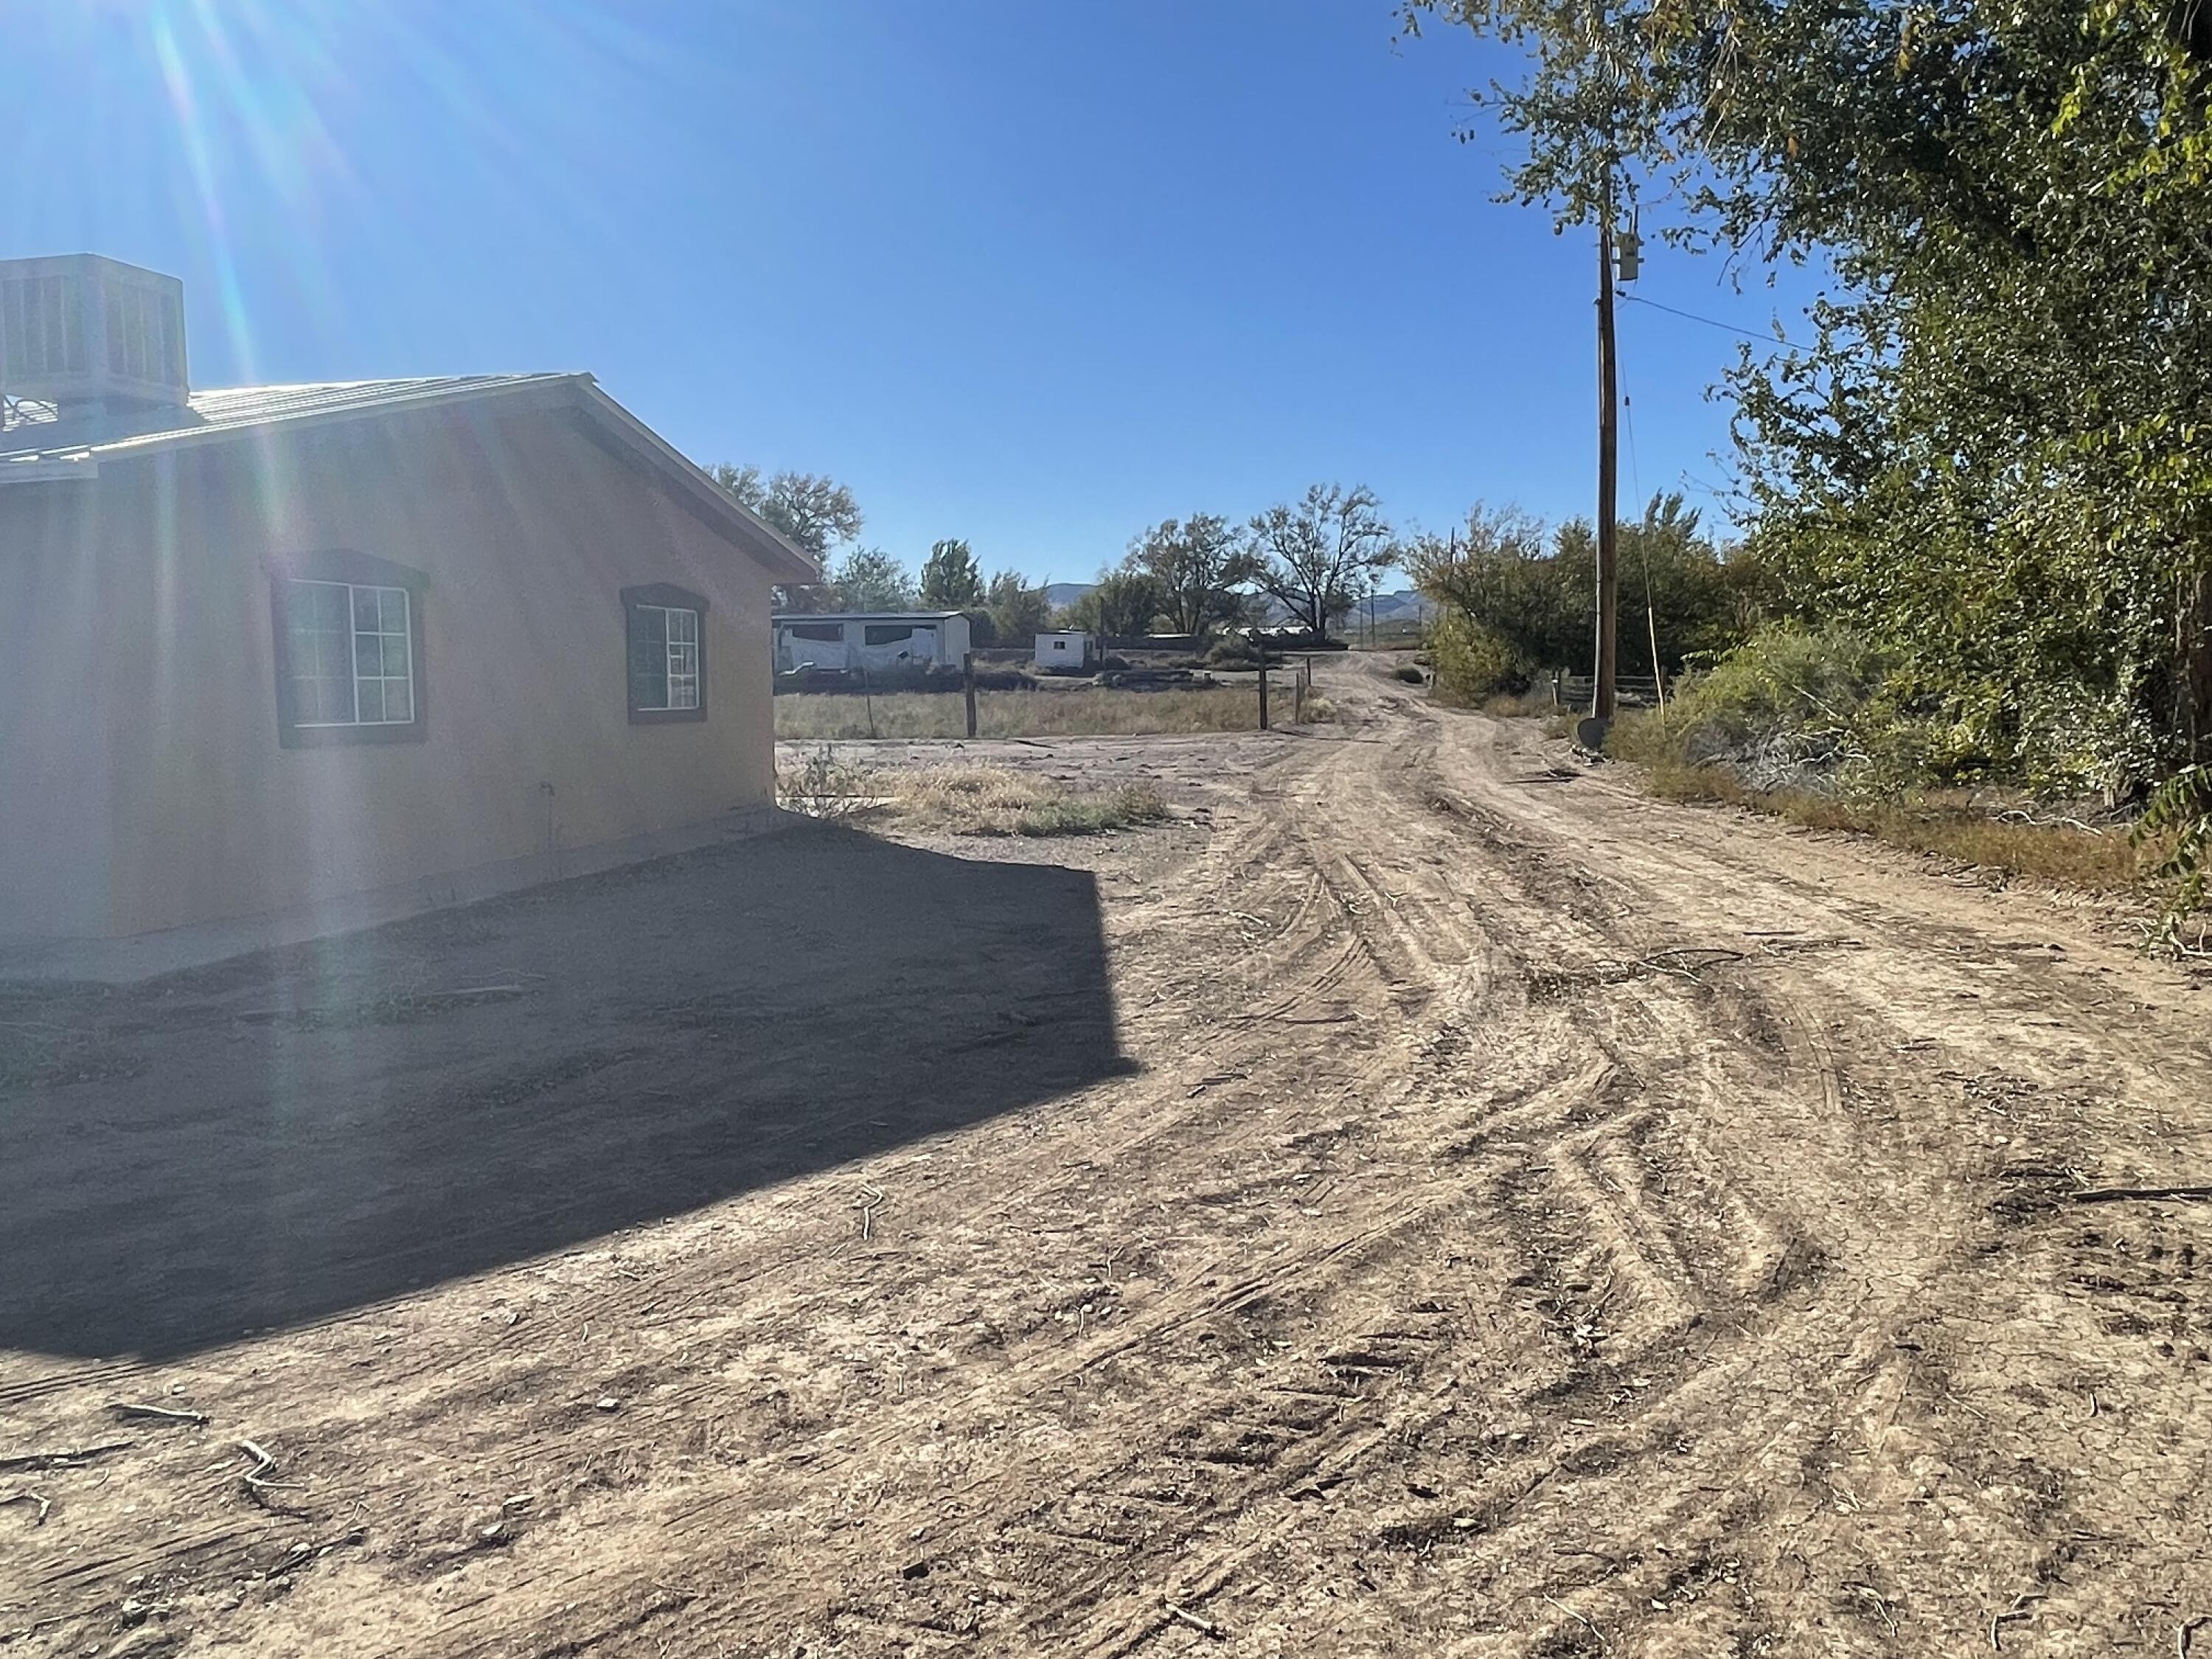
left=5, top=656, right=2208, bottom=1657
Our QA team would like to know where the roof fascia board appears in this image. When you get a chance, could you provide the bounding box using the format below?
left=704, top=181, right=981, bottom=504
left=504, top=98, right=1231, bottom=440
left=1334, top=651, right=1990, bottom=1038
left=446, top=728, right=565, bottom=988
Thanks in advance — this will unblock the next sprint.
left=0, top=456, right=100, bottom=485
left=568, top=380, right=818, bottom=583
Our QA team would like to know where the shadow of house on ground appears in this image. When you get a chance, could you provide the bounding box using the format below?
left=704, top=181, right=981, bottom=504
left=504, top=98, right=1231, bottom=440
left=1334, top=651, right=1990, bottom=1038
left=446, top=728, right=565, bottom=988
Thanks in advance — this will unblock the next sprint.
left=0, top=821, right=1130, bottom=1362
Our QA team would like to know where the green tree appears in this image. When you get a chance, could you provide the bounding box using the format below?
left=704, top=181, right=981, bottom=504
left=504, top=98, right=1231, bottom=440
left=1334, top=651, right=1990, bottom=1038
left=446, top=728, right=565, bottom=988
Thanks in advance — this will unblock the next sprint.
left=986, top=570, right=1053, bottom=644
left=1062, top=570, right=1166, bottom=638
left=1412, top=495, right=1770, bottom=699
left=829, top=549, right=914, bottom=612
left=918, top=538, right=987, bottom=610
left=1408, top=504, right=1562, bottom=695
left=1248, top=485, right=1398, bottom=638
left=1403, top=0, right=2212, bottom=908
left=707, top=463, right=862, bottom=612
left=1125, top=514, right=1261, bottom=636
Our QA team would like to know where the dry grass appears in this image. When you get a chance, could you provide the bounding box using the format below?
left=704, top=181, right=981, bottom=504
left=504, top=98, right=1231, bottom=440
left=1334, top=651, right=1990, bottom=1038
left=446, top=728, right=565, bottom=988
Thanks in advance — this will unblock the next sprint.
left=1481, top=689, right=1559, bottom=718
left=777, top=752, right=1169, bottom=838
left=1638, top=759, right=2143, bottom=891
left=775, top=686, right=1263, bottom=742
left=894, top=766, right=1171, bottom=837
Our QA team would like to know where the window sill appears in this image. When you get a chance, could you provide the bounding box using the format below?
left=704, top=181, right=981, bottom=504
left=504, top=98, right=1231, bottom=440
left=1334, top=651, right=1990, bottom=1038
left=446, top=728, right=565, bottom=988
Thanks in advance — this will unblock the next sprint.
left=629, top=706, right=708, bottom=726
left=279, top=721, right=428, bottom=748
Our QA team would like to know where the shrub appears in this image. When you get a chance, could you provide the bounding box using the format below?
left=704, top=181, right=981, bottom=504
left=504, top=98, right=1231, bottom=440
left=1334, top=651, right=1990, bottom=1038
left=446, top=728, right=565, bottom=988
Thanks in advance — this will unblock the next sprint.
left=2138, top=765, right=2212, bottom=944
left=1206, top=633, right=1262, bottom=668
left=777, top=745, right=877, bottom=819
left=1425, top=611, right=1522, bottom=705
left=1610, top=625, right=1886, bottom=790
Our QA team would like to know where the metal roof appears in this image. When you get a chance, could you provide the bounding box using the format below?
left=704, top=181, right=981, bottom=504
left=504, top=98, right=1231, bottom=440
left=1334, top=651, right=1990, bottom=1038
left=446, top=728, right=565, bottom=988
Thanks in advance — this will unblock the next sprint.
left=772, top=611, right=969, bottom=623
left=0, top=375, right=566, bottom=469
left=0, top=373, right=817, bottom=582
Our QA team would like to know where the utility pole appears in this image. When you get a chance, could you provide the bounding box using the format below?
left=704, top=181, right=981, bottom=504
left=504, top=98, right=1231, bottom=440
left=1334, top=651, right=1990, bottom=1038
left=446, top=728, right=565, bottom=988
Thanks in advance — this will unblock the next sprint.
left=1583, top=0, right=1621, bottom=727
left=1593, top=170, right=1620, bottom=721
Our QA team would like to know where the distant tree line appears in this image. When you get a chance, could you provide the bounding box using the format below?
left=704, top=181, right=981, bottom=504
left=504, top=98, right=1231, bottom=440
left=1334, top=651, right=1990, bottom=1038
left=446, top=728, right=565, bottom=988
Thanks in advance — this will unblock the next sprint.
left=706, top=465, right=1053, bottom=646
left=708, top=464, right=1414, bottom=647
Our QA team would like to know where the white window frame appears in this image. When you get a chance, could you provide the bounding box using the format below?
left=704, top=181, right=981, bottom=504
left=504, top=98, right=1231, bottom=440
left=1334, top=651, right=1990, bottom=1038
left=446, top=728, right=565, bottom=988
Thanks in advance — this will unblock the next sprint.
left=635, top=603, right=700, bottom=712
left=286, top=579, right=416, bottom=728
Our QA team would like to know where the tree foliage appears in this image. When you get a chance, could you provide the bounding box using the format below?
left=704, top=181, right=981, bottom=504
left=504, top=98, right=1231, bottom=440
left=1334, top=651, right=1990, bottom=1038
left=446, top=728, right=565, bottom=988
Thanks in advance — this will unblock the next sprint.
left=1411, top=494, right=1770, bottom=698
left=1248, top=484, right=1399, bottom=638
left=919, top=538, right=987, bottom=610
left=1062, top=571, right=1167, bottom=638
left=1125, top=514, right=1262, bottom=636
left=827, top=549, right=915, bottom=613
left=986, top=570, right=1054, bottom=645
left=708, top=463, right=864, bottom=612
left=1405, top=0, right=2212, bottom=910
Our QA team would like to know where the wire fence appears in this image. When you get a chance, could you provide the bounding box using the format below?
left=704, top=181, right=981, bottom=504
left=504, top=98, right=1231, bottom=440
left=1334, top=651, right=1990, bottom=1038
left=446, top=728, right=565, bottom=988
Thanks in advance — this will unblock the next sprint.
left=1550, top=669, right=1664, bottom=709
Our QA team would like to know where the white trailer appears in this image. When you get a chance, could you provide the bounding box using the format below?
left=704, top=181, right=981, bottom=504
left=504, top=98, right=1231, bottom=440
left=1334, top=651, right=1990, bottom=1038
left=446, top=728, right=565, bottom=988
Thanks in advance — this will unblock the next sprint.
left=773, top=611, right=973, bottom=674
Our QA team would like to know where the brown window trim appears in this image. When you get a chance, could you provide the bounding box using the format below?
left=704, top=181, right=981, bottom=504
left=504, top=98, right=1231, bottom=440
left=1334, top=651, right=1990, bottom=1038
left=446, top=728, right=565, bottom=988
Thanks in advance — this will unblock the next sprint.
left=622, top=583, right=709, bottom=725
left=269, top=551, right=431, bottom=748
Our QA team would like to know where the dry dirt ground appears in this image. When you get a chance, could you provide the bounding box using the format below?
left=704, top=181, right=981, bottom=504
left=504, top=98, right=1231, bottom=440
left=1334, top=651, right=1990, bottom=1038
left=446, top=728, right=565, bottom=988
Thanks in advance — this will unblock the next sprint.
left=4, top=655, right=2209, bottom=1658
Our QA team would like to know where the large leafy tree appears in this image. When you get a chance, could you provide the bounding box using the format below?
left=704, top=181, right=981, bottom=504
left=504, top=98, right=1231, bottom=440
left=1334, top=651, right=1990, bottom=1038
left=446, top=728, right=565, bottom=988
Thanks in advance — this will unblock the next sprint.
left=828, top=549, right=915, bottom=612
left=918, top=538, right=987, bottom=610
left=1411, top=495, right=1767, bottom=696
left=1408, top=504, right=1564, bottom=678
left=1405, top=0, right=2212, bottom=894
left=1125, top=514, right=1262, bottom=636
left=1248, top=484, right=1399, bottom=637
left=986, top=571, right=1053, bottom=644
left=707, top=464, right=863, bottom=612
left=1062, top=571, right=1166, bottom=638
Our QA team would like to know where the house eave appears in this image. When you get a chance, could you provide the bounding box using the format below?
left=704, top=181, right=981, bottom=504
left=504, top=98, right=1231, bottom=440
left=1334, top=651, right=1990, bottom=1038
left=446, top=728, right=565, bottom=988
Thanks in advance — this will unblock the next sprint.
left=568, top=380, right=819, bottom=584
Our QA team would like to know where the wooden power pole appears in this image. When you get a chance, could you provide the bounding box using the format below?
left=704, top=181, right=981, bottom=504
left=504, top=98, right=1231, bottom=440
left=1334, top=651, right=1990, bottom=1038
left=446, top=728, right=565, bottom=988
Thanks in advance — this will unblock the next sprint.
left=1593, top=184, right=1621, bottom=722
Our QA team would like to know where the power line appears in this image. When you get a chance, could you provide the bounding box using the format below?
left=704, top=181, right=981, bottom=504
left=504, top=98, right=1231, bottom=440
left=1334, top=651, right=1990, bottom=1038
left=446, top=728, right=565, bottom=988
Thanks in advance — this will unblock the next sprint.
left=1621, top=375, right=1644, bottom=508
left=1618, top=365, right=1668, bottom=707
left=1616, top=289, right=1801, bottom=349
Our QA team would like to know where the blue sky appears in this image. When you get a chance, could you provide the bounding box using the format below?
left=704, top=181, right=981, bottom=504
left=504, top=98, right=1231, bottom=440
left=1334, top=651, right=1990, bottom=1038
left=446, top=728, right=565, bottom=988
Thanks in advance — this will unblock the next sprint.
left=3, top=0, right=1816, bottom=585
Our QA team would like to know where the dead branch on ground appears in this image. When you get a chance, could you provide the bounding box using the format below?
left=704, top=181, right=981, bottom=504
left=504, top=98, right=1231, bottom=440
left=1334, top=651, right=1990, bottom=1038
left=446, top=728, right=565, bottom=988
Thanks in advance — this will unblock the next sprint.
left=2069, top=1185, right=2212, bottom=1204
left=107, top=1402, right=209, bottom=1427
left=0, top=1440, right=133, bottom=1473
left=1163, top=1601, right=1224, bottom=1640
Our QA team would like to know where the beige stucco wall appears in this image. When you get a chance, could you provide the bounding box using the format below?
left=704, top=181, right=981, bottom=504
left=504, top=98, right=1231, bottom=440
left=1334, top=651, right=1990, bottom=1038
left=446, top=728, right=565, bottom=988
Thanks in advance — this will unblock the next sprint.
left=1, top=400, right=778, bottom=940
left=0, top=485, right=122, bottom=936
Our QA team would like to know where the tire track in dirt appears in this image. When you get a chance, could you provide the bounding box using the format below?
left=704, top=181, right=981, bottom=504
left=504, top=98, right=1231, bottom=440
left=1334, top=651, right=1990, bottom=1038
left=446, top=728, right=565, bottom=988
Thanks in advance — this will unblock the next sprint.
left=9, top=660, right=2208, bottom=1657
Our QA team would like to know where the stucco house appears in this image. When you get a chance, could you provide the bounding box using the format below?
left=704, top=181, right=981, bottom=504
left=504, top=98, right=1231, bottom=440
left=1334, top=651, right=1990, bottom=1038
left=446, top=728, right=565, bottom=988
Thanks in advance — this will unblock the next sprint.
left=0, top=254, right=815, bottom=944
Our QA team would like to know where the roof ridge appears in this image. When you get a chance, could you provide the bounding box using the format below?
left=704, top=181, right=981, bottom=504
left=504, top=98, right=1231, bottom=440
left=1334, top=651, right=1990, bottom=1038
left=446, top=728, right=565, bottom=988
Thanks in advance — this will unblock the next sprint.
left=192, top=372, right=569, bottom=395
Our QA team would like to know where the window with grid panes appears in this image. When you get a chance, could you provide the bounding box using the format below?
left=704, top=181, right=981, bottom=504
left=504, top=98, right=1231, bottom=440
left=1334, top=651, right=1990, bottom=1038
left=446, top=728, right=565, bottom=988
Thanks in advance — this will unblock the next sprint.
left=622, top=585, right=709, bottom=723
left=282, top=580, right=414, bottom=727
left=270, top=555, right=428, bottom=748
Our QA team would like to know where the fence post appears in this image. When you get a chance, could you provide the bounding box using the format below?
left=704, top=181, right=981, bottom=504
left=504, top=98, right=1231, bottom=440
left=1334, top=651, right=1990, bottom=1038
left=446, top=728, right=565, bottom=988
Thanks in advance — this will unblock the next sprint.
left=1257, top=649, right=1270, bottom=731
left=962, top=651, right=978, bottom=739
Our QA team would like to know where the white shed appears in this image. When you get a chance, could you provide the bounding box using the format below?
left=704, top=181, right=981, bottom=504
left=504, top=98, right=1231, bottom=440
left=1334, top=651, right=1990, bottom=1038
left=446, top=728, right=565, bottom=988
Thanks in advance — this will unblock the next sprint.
left=1034, top=630, right=1095, bottom=672
left=773, top=611, right=973, bottom=674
